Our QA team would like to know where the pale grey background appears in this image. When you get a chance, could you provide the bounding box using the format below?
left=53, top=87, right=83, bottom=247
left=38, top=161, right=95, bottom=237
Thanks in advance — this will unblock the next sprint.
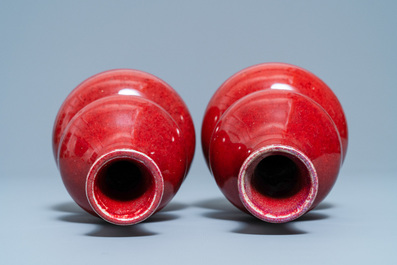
left=1, top=1, right=396, bottom=264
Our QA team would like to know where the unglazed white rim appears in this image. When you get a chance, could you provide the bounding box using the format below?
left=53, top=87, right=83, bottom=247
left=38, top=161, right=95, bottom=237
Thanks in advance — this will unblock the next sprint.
left=238, top=145, right=318, bottom=223
left=86, top=149, right=164, bottom=226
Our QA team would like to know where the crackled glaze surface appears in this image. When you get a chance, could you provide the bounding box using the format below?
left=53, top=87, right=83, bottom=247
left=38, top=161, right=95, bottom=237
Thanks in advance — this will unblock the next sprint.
left=202, top=63, right=348, bottom=223
left=53, top=69, right=195, bottom=225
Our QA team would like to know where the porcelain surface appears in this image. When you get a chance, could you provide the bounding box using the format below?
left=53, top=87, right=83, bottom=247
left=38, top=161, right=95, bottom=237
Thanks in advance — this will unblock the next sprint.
left=53, top=69, right=195, bottom=225
left=202, top=63, right=348, bottom=223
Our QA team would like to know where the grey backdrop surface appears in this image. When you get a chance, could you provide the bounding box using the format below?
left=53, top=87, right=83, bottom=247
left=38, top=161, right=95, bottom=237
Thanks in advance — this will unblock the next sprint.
left=1, top=1, right=396, bottom=264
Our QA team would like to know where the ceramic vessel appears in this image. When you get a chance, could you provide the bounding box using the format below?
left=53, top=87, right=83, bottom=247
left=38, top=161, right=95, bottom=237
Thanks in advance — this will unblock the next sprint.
left=53, top=69, right=195, bottom=225
left=202, top=63, right=348, bottom=223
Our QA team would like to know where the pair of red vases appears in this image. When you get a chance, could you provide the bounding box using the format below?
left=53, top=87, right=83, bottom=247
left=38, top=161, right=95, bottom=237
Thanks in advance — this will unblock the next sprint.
left=53, top=63, right=347, bottom=225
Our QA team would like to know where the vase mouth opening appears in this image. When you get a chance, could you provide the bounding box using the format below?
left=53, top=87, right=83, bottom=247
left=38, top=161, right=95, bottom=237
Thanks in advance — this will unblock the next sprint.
left=238, top=145, right=318, bottom=223
left=86, top=150, right=163, bottom=225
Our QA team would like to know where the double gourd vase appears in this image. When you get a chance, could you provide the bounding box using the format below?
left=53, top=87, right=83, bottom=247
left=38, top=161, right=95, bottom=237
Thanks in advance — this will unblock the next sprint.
left=53, top=63, right=347, bottom=225
left=53, top=69, right=195, bottom=225
left=202, top=63, right=348, bottom=223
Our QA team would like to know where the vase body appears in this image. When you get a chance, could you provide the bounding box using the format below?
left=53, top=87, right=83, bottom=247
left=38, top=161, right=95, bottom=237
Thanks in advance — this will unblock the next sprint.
left=202, top=63, right=348, bottom=223
left=53, top=69, right=195, bottom=225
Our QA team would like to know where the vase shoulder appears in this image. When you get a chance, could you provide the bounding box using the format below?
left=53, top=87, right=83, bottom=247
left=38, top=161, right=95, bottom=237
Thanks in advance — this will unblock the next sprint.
left=53, top=69, right=195, bottom=167
left=202, top=63, right=347, bottom=164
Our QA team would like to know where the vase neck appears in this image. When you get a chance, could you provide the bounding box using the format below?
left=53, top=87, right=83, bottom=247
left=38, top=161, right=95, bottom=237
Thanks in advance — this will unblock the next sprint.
left=86, top=149, right=163, bottom=225
left=238, top=145, right=318, bottom=223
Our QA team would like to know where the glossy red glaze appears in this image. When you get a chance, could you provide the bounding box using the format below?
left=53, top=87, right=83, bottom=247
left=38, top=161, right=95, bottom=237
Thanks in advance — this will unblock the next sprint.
left=202, top=63, right=348, bottom=223
left=53, top=69, right=195, bottom=225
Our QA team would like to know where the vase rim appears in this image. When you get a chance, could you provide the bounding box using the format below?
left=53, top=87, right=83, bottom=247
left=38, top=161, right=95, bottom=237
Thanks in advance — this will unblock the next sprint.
left=238, top=144, right=318, bottom=223
left=86, top=149, right=164, bottom=225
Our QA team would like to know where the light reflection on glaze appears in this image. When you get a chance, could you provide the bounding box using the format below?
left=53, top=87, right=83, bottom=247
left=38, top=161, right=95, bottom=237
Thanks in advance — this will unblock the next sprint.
left=118, top=88, right=144, bottom=96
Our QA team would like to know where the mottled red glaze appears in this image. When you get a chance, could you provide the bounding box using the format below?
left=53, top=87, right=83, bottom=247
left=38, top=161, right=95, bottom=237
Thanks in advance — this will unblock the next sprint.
left=53, top=69, right=195, bottom=225
left=202, top=63, right=348, bottom=223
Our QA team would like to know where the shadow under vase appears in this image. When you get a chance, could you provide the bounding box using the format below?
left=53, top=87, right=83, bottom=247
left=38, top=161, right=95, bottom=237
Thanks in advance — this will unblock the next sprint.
left=195, top=197, right=333, bottom=235
left=51, top=201, right=186, bottom=237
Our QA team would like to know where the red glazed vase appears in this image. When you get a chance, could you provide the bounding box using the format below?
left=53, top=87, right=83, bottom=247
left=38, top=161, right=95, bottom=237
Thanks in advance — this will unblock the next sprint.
left=202, top=63, right=348, bottom=223
left=53, top=69, right=195, bottom=225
